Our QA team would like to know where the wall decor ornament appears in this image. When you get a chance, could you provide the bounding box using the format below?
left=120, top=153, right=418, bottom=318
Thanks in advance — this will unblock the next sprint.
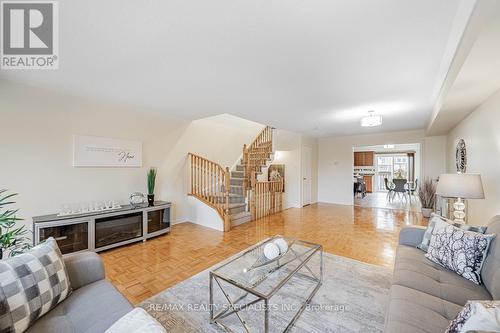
left=129, top=192, right=146, bottom=207
left=58, top=200, right=121, bottom=217
left=268, top=164, right=285, bottom=190
left=73, top=135, right=142, bottom=167
left=456, top=139, right=467, bottom=173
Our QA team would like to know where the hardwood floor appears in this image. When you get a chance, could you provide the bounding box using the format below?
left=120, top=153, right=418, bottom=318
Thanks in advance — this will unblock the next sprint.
left=100, top=203, right=427, bottom=304
left=354, top=192, right=422, bottom=212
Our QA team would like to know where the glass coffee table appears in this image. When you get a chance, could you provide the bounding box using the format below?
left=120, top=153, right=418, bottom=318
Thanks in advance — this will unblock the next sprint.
left=209, top=236, right=323, bottom=332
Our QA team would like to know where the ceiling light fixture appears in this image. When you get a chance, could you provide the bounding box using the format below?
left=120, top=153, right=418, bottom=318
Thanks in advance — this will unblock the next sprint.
left=360, top=111, right=382, bottom=127
left=384, top=144, right=395, bottom=149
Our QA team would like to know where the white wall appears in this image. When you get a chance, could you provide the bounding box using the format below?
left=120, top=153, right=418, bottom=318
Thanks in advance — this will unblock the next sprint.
left=446, top=88, right=500, bottom=225
left=415, top=146, right=421, bottom=185
left=318, top=130, right=446, bottom=205
left=0, top=81, right=263, bottom=233
left=0, top=80, right=186, bottom=228
left=273, top=130, right=302, bottom=208
left=423, top=136, right=447, bottom=181
left=181, top=114, right=264, bottom=168
left=186, top=196, right=224, bottom=231
left=269, top=130, right=318, bottom=209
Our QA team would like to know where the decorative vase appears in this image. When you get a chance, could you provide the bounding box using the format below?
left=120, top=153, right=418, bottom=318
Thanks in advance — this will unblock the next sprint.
left=147, top=194, right=155, bottom=207
left=421, top=208, right=433, bottom=218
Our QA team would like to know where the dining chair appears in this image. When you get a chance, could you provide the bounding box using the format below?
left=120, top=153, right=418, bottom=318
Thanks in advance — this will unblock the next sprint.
left=392, top=179, right=408, bottom=202
left=384, top=178, right=394, bottom=202
left=408, top=178, right=418, bottom=198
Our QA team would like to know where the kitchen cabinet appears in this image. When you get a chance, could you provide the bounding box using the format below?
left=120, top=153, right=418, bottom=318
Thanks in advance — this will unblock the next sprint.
left=363, top=175, right=373, bottom=193
left=354, top=152, right=364, bottom=166
left=364, top=152, right=374, bottom=166
left=354, top=152, right=374, bottom=166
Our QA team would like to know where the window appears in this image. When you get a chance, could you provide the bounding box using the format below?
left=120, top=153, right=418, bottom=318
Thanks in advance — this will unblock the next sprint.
left=375, top=154, right=409, bottom=191
left=393, top=156, right=408, bottom=179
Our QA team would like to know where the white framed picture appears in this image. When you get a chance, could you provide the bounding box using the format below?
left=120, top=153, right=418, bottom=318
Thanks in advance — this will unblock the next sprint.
left=73, top=135, right=142, bottom=167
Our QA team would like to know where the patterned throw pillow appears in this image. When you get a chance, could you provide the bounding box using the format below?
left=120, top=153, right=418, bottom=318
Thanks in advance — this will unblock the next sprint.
left=425, top=219, right=494, bottom=284
left=0, top=238, right=72, bottom=333
left=446, top=300, right=500, bottom=333
left=418, top=213, right=487, bottom=252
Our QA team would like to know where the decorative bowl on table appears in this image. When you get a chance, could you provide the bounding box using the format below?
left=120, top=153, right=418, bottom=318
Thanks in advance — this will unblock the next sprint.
left=243, top=237, right=294, bottom=273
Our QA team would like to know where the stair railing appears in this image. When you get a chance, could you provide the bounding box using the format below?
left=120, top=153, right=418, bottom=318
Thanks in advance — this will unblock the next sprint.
left=242, top=126, right=273, bottom=193
left=250, top=171, right=284, bottom=220
left=188, top=153, right=231, bottom=231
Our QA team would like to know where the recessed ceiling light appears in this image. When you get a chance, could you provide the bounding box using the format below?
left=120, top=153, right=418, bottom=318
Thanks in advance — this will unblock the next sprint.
left=360, top=111, right=382, bottom=127
left=384, top=144, right=395, bottom=149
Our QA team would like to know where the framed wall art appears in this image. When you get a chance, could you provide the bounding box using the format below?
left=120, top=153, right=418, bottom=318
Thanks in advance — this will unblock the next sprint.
left=73, top=135, right=142, bottom=167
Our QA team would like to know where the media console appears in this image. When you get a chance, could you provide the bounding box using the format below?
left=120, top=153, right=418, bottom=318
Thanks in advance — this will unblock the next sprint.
left=33, top=201, right=171, bottom=255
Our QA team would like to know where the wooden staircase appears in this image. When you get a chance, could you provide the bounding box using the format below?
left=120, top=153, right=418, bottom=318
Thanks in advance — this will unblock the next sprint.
left=188, top=126, right=283, bottom=231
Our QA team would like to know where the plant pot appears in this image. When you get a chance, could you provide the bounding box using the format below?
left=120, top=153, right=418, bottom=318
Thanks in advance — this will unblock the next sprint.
left=421, top=208, right=433, bottom=218
left=147, top=194, right=155, bottom=207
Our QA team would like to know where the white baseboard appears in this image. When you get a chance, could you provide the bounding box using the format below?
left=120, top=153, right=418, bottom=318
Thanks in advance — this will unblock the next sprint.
left=172, top=217, right=189, bottom=225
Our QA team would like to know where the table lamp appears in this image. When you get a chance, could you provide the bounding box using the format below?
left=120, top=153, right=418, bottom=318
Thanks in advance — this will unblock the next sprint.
left=436, top=173, right=484, bottom=224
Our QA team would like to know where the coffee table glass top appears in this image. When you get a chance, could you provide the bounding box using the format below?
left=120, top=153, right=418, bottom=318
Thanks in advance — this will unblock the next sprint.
left=211, top=236, right=321, bottom=297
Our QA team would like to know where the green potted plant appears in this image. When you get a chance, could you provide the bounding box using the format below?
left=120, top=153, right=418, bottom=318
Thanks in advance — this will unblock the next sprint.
left=0, top=189, right=31, bottom=259
left=418, top=178, right=436, bottom=218
left=147, top=167, right=157, bottom=206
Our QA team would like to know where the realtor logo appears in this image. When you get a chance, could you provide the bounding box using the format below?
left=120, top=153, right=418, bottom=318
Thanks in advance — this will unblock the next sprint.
left=1, top=1, right=58, bottom=69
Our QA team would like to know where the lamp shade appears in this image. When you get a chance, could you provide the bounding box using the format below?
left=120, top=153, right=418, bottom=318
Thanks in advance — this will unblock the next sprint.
left=436, top=173, right=485, bottom=199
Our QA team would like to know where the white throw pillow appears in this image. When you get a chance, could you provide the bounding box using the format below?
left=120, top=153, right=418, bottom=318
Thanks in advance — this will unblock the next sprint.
left=418, top=213, right=487, bottom=252
left=105, top=308, right=167, bottom=333
left=446, top=300, right=500, bottom=333
left=425, top=218, right=494, bottom=284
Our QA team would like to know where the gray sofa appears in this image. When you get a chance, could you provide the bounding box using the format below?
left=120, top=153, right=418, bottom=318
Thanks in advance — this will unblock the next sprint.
left=26, top=251, right=133, bottom=333
left=385, top=216, right=500, bottom=333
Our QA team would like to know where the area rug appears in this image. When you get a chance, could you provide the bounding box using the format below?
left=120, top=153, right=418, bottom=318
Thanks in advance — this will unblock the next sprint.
left=140, top=250, right=392, bottom=333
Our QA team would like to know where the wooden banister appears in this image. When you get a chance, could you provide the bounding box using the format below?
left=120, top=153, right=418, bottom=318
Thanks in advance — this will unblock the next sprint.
left=250, top=174, right=284, bottom=220
left=242, top=126, right=273, bottom=193
left=247, top=126, right=273, bottom=151
left=188, top=153, right=231, bottom=231
left=243, top=126, right=284, bottom=221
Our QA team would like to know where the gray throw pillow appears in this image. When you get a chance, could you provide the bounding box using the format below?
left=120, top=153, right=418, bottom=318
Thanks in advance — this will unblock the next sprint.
left=425, top=219, right=494, bottom=284
left=0, top=238, right=72, bottom=333
left=418, top=213, right=487, bottom=252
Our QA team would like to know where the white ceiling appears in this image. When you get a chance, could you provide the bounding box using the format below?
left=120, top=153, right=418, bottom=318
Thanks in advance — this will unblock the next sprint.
left=428, top=0, right=500, bottom=135
left=0, top=0, right=474, bottom=136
